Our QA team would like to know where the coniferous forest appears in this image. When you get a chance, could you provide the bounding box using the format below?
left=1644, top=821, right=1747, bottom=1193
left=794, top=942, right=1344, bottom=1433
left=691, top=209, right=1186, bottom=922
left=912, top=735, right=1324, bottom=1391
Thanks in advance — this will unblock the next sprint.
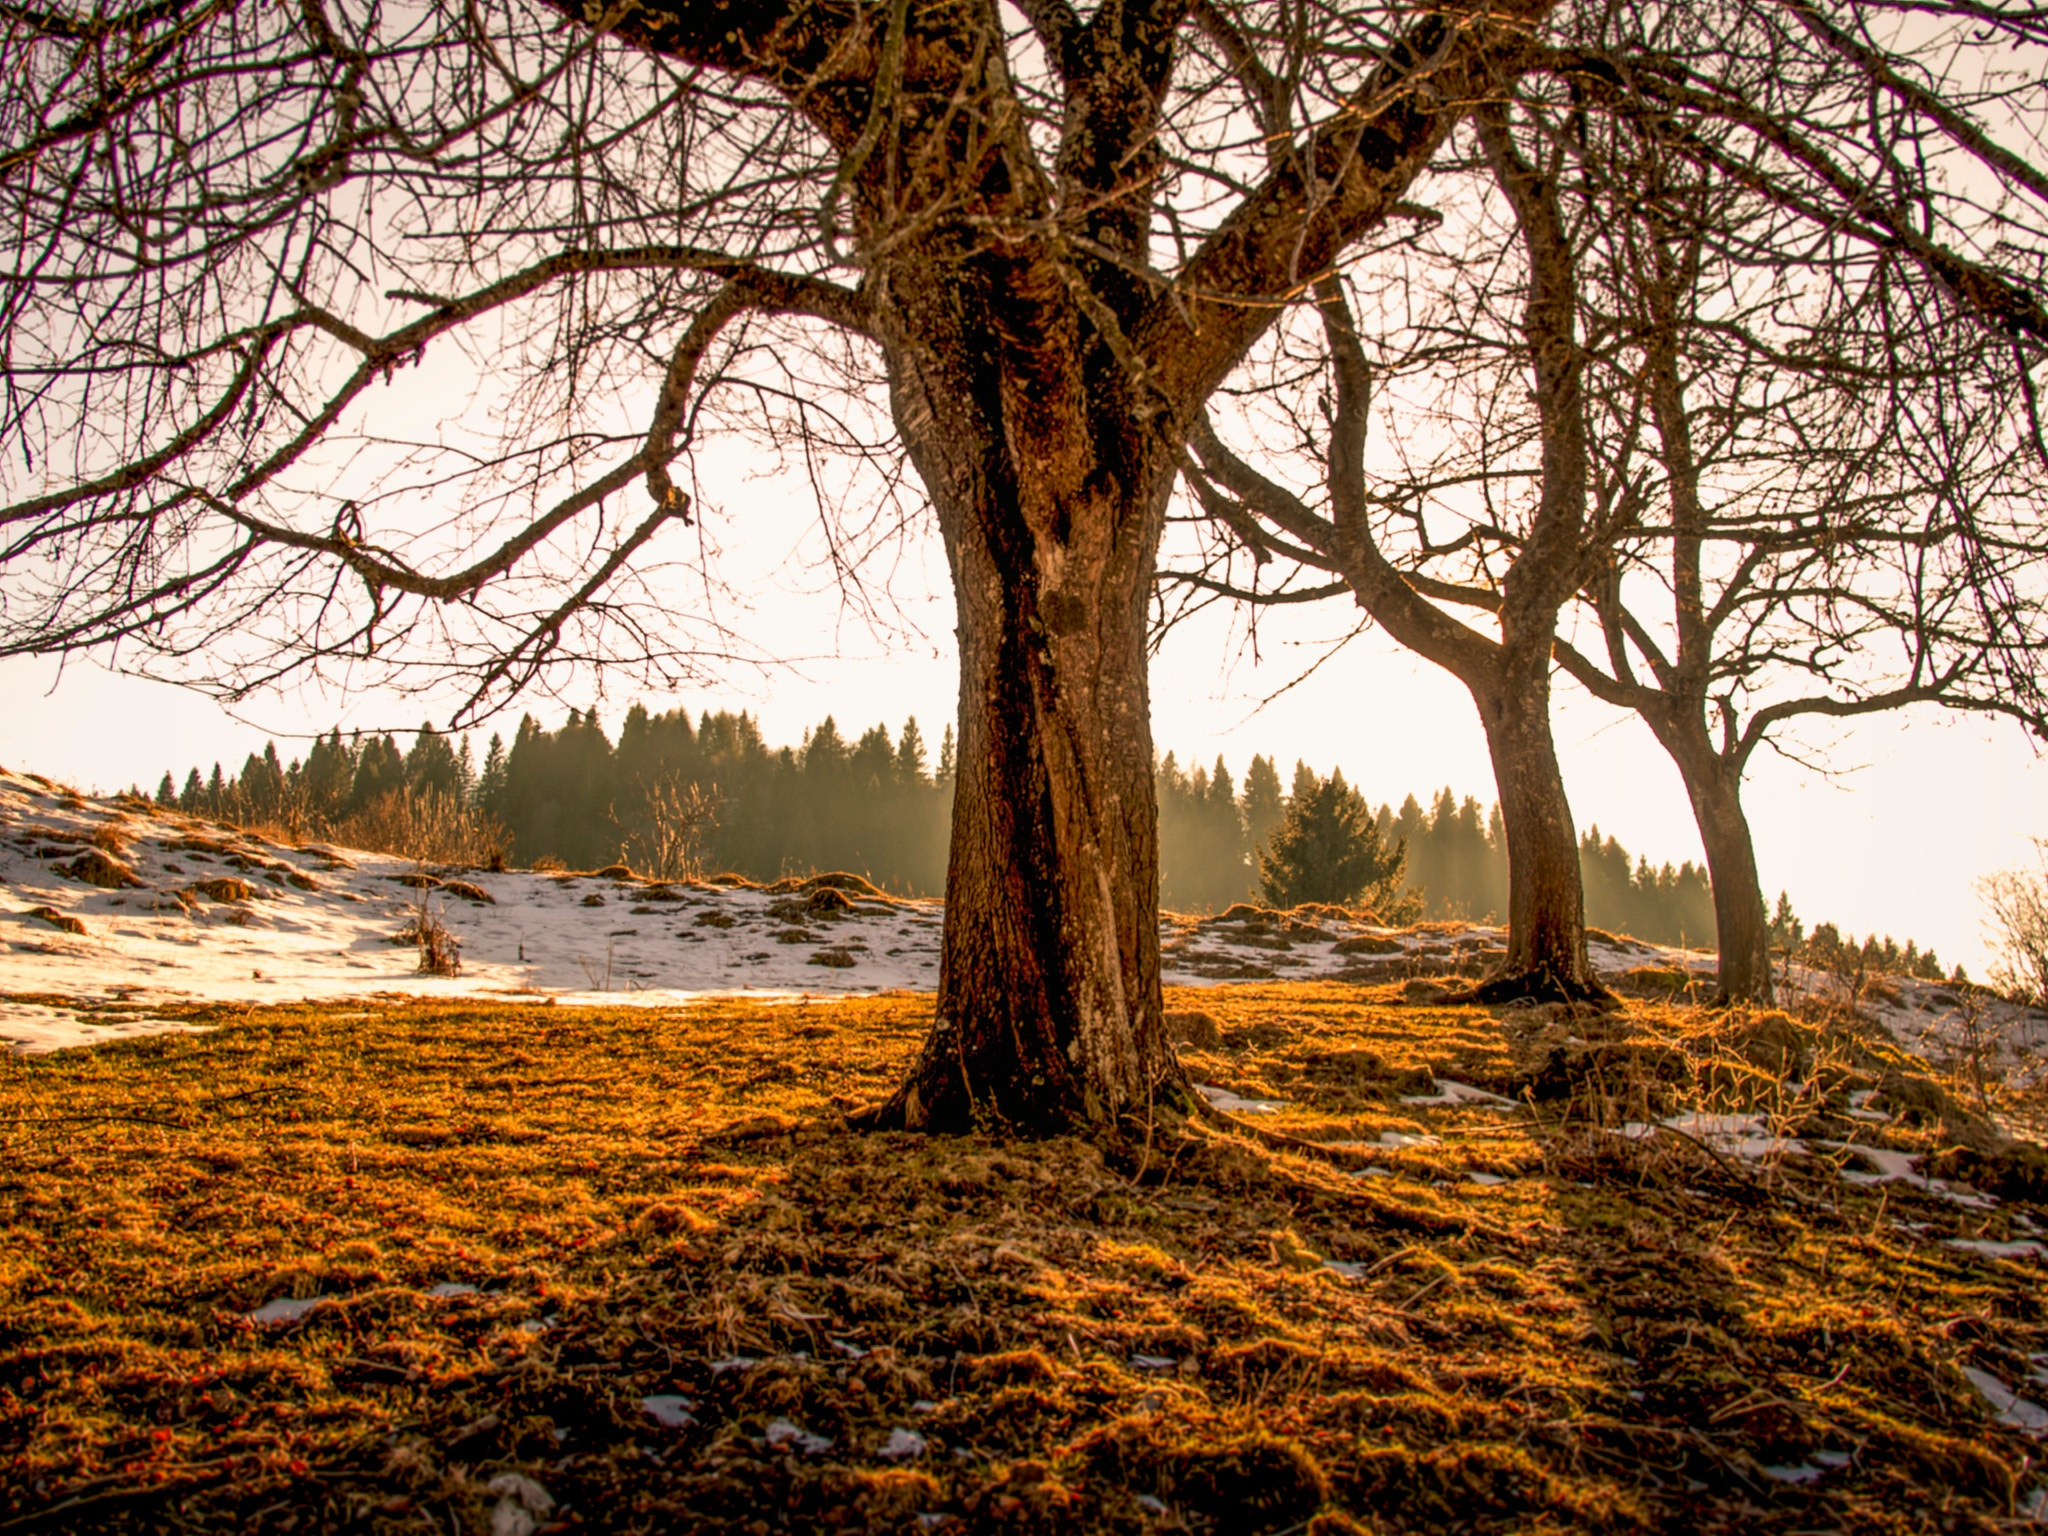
left=148, top=704, right=1944, bottom=972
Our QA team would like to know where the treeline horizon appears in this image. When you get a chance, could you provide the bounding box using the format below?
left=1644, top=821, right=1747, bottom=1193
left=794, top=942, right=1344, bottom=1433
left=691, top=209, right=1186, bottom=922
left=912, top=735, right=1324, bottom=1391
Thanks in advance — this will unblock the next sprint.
left=145, top=704, right=1949, bottom=973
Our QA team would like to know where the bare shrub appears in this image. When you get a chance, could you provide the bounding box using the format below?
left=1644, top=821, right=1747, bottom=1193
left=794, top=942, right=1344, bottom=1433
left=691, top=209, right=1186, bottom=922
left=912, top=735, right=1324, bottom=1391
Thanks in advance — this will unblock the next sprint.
left=402, top=887, right=462, bottom=978
left=616, top=774, right=719, bottom=884
left=1979, top=843, right=2048, bottom=1007
left=317, top=788, right=512, bottom=868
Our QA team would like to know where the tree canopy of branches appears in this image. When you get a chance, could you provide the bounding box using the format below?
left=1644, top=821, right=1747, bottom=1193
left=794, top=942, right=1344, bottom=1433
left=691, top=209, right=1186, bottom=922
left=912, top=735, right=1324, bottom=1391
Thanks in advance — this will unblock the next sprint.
left=1550, top=91, right=2048, bottom=1003
left=1, top=0, right=1565, bottom=1132
left=1167, top=1, right=2048, bottom=1005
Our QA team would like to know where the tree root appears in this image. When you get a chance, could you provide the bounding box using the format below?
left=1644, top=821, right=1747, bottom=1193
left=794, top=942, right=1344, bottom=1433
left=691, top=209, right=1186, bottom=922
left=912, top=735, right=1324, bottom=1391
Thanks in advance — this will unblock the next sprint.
left=1439, top=967, right=1620, bottom=1009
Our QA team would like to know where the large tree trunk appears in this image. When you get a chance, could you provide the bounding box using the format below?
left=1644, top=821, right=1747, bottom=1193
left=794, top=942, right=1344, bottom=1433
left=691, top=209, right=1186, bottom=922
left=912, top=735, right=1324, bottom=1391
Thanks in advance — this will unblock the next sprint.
left=860, top=282, right=1186, bottom=1134
left=1659, top=729, right=1775, bottom=1005
left=1465, top=647, right=1608, bottom=1003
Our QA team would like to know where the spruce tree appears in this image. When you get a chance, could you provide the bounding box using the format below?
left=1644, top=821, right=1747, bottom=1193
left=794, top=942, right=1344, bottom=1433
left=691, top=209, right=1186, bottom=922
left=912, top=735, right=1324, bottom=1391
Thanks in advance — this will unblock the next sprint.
left=1768, top=892, right=1804, bottom=954
left=404, top=723, right=463, bottom=798
left=1257, top=769, right=1411, bottom=914
left=156, top=773, right=176, bottom=807
left=1238, top=756, right=1285, bottom=880
left=350, top=734, right=405, bottom=812
left=303, top=730, right=354, bottom=820
left=476, top=734, right=509, bottom=813
left=894, top=719, right=929, bottom=788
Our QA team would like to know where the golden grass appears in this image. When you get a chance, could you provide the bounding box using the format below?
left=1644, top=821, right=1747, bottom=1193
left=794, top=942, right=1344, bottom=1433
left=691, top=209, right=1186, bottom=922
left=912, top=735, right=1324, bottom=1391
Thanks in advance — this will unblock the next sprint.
left=1, top=984, right=2044, bottom=1533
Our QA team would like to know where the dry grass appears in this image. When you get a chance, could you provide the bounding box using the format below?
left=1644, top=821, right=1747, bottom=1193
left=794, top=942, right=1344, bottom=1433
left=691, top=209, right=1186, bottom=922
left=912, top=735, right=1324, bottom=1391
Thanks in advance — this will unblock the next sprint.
left=1, top=985, right=2044, bottom=1534
left=242, top=790, right=511, bottom=871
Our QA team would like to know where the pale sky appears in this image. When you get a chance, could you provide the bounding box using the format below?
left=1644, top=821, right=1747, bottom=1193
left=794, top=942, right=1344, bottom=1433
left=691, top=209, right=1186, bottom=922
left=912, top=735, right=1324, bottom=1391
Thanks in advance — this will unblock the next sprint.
left=2, top=451, right=2039, bottom=978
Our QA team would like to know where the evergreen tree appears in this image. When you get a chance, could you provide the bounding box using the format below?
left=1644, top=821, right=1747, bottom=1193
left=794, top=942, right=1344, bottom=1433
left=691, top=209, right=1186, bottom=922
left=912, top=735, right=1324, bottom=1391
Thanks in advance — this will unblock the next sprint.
left=1289, top=759, right=1317, bottom=803
left=894, top=718, right=928, bottom=788
left=1239, top=755, right=1285, bottom=870
left=804, top=717, right=849, bottom=778
left=475, top=733, right=509, bottom=812
left=180, top=768, right=204, bottom=811
left=1768, top=892, right=1804, bottom=953
left=404, top=722, right=463, bottom=798
left=156, top=772, right=176, bottom=807
left=350, top=734, right=404, bottom=811
left=1258, top=769, right=1410, bottom=912
left=302, top=730, right=354, bottom=820
left=851, top=723, right=894, bottom=792
left=936, top=725, right=956, bottom=787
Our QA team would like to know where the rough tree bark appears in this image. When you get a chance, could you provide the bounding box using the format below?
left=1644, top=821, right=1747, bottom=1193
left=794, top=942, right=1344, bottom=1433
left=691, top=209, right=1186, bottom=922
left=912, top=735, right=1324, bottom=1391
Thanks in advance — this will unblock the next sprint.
left=1469, top=645, right=1596, bottom=1001
left=1667, top=740, right=1773, bottom=1003
left=860, top=253, right=1185, bottom=1130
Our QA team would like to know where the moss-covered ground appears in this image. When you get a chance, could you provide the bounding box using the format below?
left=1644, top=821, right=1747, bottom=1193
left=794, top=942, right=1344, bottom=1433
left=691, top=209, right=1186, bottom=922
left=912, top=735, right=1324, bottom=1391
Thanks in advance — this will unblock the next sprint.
left=3, top=983, right=2045, bottom=1533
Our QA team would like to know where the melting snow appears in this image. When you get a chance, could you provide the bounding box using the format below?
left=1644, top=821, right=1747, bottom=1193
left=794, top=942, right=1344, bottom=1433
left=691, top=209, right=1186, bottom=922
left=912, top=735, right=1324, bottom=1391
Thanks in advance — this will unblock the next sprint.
left=641, top=1395, right=697, bottom=1427
left=1962, top=1366, right=2048, bottom=1435
left=1823, top=1142, right=1996, bottom=1209
left=879, top=1427, right=928, bottom=1461
left=1946, top=1239, right=2045, bottom=1261
left=765, top=1418, right=833, bottom=1455
left=1376, top=1130, right=1439, bottom=1149
left=1399, top=1078, right=1516, bottom=1109
left=1759, top=1449, right=1851, bottom=1484
left=246, top=1296, right=331, bottom=1327
left=1195, top=1083, right=1284, bottom=1114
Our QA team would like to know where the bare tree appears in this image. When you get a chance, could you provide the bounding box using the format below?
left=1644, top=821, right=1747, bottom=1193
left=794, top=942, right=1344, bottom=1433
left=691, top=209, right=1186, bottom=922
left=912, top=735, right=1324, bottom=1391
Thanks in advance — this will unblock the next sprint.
left=8, top=0, right=2045, bottom=1124
left=1551, top=102, right=2048, bottom=1005
left=1178, top=99, right=1614, bottom=1003
left=1168, top=2, right=2048, bottom=1006
left=0, top=0, right=1552, bottom=1131
left=1980, top=843, right=2048, bottom=1008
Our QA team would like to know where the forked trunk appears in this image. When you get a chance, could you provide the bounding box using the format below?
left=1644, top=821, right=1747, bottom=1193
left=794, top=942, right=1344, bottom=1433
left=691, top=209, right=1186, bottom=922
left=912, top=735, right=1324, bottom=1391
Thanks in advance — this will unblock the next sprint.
left=1465, top=650, right=1607, bottom=1003
left=1661, top=732, right=1774, bottom=1004
left=863, top=318, right=1184, bottom=1133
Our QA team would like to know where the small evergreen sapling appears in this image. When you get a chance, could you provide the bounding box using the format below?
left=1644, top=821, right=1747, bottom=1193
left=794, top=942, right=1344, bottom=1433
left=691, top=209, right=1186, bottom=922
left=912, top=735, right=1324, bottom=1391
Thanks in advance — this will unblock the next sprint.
left=1257, top=770, right=1419, bottom=919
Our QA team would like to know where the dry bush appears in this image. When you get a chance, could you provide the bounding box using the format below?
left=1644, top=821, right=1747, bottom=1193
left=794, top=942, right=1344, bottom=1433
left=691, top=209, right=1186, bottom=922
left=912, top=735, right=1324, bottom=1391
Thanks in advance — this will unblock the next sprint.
left=88, top=824, right=132, bottom=856
left=617, top=774, right=718, bottom=883
left=398, top=889, right=462, bottom=977
left=285, top=788, right=513, bottom=869
left=1979, top=844, right=2048, bottom=1007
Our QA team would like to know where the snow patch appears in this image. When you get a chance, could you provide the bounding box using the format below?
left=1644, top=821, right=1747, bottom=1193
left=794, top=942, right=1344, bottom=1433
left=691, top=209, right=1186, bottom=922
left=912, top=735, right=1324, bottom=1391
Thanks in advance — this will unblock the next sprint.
left=246, top=1296, right=332, bottom=1327
left=641, top=1395, right=697, bottom=1427
left=765, top=1418, right=833, bottom=1455
left=1195, top=1083, right=1284, bottom=1114
left=1946, top=1239, right=2045, bottom=1261
left=1962, top=1366, right=2048, bottom=1435
left=879, top=1428, right=928, bottom=1461
left=1399, top=1078, right=1516, bottom=1109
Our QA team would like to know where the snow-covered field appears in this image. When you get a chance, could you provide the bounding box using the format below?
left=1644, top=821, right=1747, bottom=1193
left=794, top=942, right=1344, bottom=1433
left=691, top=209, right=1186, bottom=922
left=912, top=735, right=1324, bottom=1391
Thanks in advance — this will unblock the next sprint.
left=3, top=765, right=2043, bottom=1071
